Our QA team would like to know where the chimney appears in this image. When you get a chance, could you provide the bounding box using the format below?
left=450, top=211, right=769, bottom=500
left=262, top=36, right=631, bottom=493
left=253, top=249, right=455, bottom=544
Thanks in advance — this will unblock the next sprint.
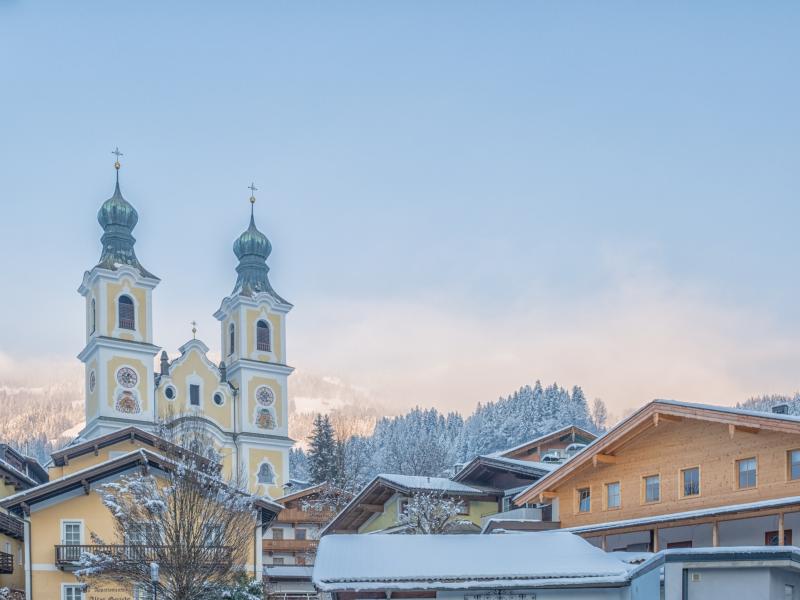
left=772, top=404, right=789, bottom=415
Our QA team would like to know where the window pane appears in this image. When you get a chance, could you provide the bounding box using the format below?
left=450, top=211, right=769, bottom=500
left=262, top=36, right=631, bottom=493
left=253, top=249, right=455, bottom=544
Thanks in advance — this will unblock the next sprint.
left=296, top=529, right=307, bottom=540
left=645, top=475, right=660, bottom=502
left=63, top=522, right=81, bottom=545
left=257, top=321, right=271, bottom=352
left=119, top=296, right=135, bottom=330
left=738, top=458, right=757, bottom=488
left=190, top=384, right=200, bottom=406
left=607, top=482, right=620, bottom=508
left=578, top=488, right=590, bottom=512
left=682, top=468, right=700, bottom=496
left=790, top=451, right=800, bottom=480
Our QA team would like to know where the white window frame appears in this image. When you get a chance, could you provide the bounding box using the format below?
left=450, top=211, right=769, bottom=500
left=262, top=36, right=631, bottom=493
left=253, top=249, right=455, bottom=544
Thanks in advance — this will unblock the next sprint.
left=61, top=520, right=84, bottom=545
left=62, top=583, right=85, bottom=600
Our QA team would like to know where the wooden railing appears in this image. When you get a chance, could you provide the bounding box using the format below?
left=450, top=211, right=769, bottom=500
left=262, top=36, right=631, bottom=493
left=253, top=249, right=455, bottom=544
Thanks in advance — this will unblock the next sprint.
left=0, top=551, right=13, bottom=574
left=0, top=512, right=23, bottom=540
left=54, top=545, right=232, bottom=569
left=263, top=539, right=319, bottom=553
left=276, top=508, right=334, bottom=524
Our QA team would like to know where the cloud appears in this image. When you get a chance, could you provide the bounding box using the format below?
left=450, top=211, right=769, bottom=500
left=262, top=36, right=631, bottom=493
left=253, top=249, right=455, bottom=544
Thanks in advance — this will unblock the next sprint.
left=291, top=260, right=800, bottom=416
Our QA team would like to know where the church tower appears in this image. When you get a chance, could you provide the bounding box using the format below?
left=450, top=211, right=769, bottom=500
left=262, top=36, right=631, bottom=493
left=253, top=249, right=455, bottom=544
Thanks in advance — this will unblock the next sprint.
left=213, top=186, right=293, bottom=493
left=78, top=153, right=161, bottom=438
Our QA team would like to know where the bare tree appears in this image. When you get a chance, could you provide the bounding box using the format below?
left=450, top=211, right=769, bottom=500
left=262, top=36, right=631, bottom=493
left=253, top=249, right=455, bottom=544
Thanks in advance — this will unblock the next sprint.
left=398, top=491, right=473, bottom=534
left=76, top=420, right=263, bottom=600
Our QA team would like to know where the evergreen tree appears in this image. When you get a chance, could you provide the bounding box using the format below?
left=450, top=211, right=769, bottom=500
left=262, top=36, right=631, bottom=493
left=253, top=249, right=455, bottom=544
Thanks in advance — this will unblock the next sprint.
left=307, top=414, right=338, bottom=484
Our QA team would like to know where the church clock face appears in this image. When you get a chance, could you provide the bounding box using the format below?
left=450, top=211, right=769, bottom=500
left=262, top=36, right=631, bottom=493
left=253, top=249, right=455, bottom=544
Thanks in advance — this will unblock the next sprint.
left=256, top=386, right=274, bottom=406
left=117, top=367, right=138, bottom=389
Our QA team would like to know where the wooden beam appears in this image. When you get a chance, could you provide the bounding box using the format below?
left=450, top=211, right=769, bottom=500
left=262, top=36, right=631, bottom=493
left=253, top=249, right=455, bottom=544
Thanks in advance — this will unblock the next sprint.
left=652, top=413, right=659, bottom=428
left=779, top=512, right=785, bottom=546
left=601, top=535, right=607, bottom=551
left=593, top=454, right=618, bottom=466
left=81, top=479, right=90, bottom=495
left=652, top=527, right=659, bottom=553
left=539, top=491, right=558, bottom=502
left=712, top=521, right=719, bottom=547
left=658, top=413, right=683, bottom=423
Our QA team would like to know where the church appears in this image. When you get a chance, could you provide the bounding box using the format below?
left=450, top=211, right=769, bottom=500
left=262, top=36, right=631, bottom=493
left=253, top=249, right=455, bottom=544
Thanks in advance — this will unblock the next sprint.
left=75, top=156, right=294, bottom=500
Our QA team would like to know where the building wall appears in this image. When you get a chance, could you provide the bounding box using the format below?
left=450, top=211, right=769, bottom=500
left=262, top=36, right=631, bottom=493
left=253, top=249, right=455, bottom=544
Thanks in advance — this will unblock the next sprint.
left=0, top=530, right=25, bottom=591
left=358, top=497, right=499, bottom=534
left=552, top=419, right=800, bottom=528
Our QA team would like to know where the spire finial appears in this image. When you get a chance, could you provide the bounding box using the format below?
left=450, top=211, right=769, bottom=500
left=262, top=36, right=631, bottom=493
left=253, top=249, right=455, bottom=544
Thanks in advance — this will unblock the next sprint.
left=111, top=146, right=123, bottom=171
left=248, top=182, right=258, bottom=216
left=191, top=320, right=197, bottom=340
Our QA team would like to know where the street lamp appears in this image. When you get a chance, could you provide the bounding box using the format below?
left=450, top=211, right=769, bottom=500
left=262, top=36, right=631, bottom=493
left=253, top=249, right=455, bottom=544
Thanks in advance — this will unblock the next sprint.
left=150, top=561, right=160, bottom=600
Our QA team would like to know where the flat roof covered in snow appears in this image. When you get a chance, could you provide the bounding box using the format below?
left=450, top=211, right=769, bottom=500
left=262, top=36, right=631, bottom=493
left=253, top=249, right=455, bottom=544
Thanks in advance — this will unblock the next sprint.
left=313, top=532, right=632, bottom=591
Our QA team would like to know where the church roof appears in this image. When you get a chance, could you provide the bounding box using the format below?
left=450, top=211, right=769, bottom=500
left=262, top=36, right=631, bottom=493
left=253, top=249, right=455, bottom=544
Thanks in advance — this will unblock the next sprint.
left=94, top=170, right=157, bottom=279
left=230, top=195, right=288, bottom=304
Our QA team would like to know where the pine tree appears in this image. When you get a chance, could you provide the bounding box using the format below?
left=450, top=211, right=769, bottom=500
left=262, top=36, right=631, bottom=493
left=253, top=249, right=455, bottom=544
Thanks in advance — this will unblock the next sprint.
left=307, top=414, right=338, bottom=484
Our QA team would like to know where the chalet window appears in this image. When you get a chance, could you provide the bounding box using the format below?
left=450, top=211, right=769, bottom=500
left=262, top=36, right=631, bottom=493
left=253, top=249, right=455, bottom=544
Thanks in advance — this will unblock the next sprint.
left=257, top=320, right=271, bottom=352
left=273, top=556, right=285, bottom=565
left=63, top=586, right=84, bottom=600
left=737, top=457, right=757, bottom=489
left=189, top=384, right=200, bottom=406
left=501, top=496, right=513, bottom=512
left=62, top=521, right=81, bottom=545
left=606, top=482, right=620, bottom=509
left=295, top=528, right=307, bottom=541
left=272, top=528, right=284, bottom=540
left=766, top=529, right=793, bottom=546
left=118, top=295, right=135, bottom=330
left=682, top=467, right=700, bottom=497
left=578, top=487, right=591, bottom=513
left=644, top=475, right=660, bottom=502
left=789, top=450, right=800, bottom=480
left=228, top=323, right=235, bottom=356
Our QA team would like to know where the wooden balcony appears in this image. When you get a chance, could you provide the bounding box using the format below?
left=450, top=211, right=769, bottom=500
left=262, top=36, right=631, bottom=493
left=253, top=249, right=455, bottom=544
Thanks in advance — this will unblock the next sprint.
left=276, top=508, right=334, bottom=524
left=0, top=512, right=23, bottom=540
left=0, top=551, right=13, bottom=574
left=54, top=545, right=232, bottom=570
left=263, top=539, right=319, bottom=553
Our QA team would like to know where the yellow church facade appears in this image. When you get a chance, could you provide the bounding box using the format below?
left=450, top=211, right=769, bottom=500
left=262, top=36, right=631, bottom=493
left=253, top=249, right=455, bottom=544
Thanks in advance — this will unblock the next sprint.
left=0, top=159, right=292, bottom=599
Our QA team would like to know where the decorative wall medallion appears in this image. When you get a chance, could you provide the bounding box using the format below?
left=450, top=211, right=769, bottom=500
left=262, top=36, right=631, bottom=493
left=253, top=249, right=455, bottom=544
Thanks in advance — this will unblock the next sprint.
left=257, top=461, right=275, bottom=485
left=89, top=371, right=96, bottom=393
left=255, top=386, right=275, bottom=407
left=116, top=367, right=138, bottom=389
left=115, top=390, right=141, bottom=414
left=213, top=392, right=224, bottom=406
left=255, top=408, right=276, bottom=430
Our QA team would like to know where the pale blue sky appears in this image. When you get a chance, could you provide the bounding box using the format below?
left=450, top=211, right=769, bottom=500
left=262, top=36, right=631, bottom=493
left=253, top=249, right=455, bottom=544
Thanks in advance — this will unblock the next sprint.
left=1, top=2, right=798, bottom=414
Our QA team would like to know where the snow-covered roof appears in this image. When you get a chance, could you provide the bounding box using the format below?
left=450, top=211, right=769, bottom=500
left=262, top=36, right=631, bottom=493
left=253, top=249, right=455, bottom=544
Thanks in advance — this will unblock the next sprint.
left=265, top=565, right=314, bottom=578
left=495, top=425, right=597, bottom=458
left=376, top=474, right=485, bottom=494
left=313, top=532, right=632, bottom=591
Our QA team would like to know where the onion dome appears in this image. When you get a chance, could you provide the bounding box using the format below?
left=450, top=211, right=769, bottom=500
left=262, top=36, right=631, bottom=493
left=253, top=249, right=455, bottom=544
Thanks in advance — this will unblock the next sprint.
left=230, top=186, right=287, bottom=303
left=93, top=153, right=156, bottom=279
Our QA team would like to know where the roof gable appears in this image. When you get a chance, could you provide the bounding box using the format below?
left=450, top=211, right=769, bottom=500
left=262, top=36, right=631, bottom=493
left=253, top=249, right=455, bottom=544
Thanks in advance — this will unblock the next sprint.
left=515, top=399, right=800, bottom=505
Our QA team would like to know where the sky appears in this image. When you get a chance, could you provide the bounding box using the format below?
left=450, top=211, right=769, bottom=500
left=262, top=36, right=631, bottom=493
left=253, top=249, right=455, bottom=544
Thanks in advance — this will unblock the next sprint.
left=1, top=1, right=799, bottom=418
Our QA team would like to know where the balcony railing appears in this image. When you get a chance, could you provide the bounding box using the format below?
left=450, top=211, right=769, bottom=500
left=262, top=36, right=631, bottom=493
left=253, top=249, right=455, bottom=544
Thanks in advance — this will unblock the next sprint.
left=0, top=512, right=23, bottom=540
left=276, top=508, right=334, bottom=524
left=55, top=545, right=232, bottom=569
left=0, top=551, right=13, bottom=574
left=263, top=539, right=319, bottom=553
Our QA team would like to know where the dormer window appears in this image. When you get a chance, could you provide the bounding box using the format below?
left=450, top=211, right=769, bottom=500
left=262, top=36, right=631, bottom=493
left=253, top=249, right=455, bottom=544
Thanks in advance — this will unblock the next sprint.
left=118, top=295, right=135, bottom=330
left=257, top=320, right=271, bottom=352
left=228, top=323, right=235, bottom=356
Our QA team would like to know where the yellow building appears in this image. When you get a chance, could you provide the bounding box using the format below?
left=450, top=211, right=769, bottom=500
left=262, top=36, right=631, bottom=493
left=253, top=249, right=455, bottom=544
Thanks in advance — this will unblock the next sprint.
left=321, top=474, right=501, bottom=534
left=0, top=430, right=281, bottom=600
left=0, top=446, right=48, bottom=595
left=76, top=161, right=293, bottom=499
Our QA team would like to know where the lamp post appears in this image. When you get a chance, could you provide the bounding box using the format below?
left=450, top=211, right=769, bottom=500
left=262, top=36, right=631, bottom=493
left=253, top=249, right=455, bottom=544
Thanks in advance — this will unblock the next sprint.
left=150, top=561, right=160, bottom=600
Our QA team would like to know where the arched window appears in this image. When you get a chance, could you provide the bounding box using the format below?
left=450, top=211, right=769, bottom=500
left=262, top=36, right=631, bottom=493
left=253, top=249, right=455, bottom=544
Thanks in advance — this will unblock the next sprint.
left=118, top=295, right=135, bottom=330
left=228, top=323, right=235, bottom=356
left=256, top=320, right=271, bottom=352
left=257, top=462, right=275, bottom=485
left=89, top=299, right=96, bottom=335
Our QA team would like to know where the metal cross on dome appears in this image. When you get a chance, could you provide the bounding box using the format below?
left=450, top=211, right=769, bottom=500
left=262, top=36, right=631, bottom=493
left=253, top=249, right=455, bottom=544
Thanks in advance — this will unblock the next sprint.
left=191, top=320, right=197, bottom=340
